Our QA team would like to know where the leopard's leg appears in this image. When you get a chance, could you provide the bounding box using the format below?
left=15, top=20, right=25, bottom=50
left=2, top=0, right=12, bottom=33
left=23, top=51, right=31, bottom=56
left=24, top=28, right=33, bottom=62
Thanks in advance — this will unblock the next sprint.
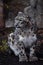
left=29, top=46, right=38, bottom=61
left=17, top=42, right=28, bottom=62
left=19, top=50, right=28, bottom=62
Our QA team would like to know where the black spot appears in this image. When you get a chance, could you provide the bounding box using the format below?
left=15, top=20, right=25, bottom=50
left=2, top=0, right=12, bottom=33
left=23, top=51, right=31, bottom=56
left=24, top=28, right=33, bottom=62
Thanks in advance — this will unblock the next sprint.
left=12, top=35, right=14, bottom=39
left=21, top=47, right=24, bottom=49
left=19, top=43, right=22, bottom=46
left=32, top=35, right=34, bottom=37
left=18, top=47, right=21, bottom=50
left=16, top=49, right=18, bottom=51
left=19, top=20, right=22, bottom=21
left=12, top=41, right=14, bottom=44
left=22, top=53, right=25, bottom=56
left=8, top=39, right=11, bottom=42
left=19, top=51, right=24, bottom=56
left=31, top=27, right=33, bottom=31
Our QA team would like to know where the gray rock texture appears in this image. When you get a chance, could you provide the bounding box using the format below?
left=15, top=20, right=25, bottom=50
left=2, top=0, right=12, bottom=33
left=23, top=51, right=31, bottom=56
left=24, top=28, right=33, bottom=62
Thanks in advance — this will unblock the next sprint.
left=5, top=0, right=43, bottom=28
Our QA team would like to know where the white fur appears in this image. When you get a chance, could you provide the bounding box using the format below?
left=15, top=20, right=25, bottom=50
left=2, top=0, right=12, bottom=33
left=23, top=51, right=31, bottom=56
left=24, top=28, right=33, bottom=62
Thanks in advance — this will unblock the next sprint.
left=7, top=11, right=38, bottom=62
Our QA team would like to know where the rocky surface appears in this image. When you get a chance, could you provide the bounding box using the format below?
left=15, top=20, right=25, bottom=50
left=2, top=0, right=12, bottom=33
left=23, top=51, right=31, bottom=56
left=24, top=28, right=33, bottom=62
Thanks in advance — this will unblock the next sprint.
left=5, top=0, right=43, bottom=28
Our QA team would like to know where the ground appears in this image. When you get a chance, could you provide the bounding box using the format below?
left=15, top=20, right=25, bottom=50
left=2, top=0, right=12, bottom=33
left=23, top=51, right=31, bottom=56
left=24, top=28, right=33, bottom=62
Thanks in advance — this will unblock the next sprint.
left=0, top=52, right=43, bottom=65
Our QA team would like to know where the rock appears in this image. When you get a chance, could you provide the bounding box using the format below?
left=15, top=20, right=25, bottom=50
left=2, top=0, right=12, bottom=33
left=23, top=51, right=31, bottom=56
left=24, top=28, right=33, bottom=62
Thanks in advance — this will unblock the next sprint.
left=30, top=0, right=37, bottom=8
left=5, top=18, right=14, bottom=27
